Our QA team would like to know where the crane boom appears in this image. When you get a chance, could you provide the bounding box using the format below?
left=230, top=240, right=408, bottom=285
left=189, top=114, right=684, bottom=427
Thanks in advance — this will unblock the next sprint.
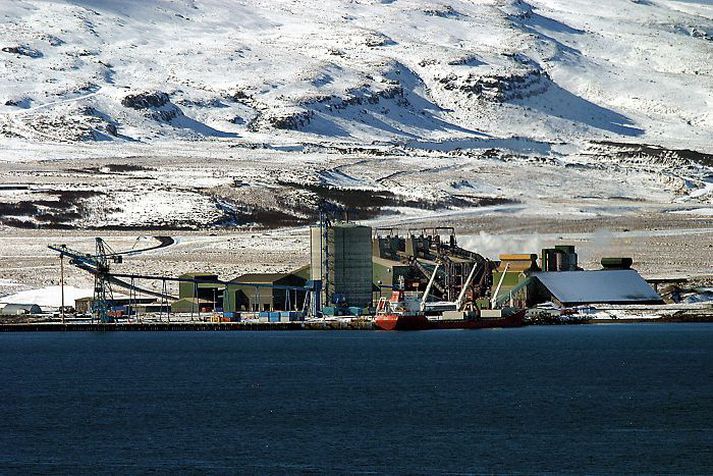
left=49, top=239, right=123, bottom=322
left=419, top=263, right=440, bottom=311
left=455, top=263, right=480, bottom=310
left=490, top=262, right=510, bottom=309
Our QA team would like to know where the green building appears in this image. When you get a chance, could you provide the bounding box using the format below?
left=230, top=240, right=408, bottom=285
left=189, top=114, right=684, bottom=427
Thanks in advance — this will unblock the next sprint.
left=491, top=254, right=539, bottom=307
left=310, top=223, right=373, bottom=308
left=224, top=267, right=308, bottom=313
left=178, top=273, right=224, bottom=306
left=171, top=297, right=215, bottom=314
left=372, top=256, right=411, bottom=288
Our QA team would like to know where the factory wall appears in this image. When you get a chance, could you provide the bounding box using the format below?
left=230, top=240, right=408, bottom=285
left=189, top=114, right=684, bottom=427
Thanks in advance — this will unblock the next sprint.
left=311, top=223, right=373, bottom=308
left=224, top=273, right=307, bottom=313
left=178, top=273, right=222, bottom=301
left=372, top=257, right=411, bottom=289
left=171, top=297, right=214, bottom=314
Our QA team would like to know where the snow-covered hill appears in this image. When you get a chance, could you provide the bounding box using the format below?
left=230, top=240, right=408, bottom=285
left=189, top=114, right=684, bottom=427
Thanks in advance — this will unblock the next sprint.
left=1, top=0, right=712, bottom=231
left=1, top=0, right=712, bottom=150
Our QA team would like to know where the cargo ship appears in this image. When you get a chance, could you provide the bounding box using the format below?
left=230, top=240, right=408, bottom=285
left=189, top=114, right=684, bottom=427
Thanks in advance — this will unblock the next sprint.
left=427, top=308, right=525, bottom=330
left=374, top=287, right=525, bottom=331
left=374, top=288, right=431, bottom=330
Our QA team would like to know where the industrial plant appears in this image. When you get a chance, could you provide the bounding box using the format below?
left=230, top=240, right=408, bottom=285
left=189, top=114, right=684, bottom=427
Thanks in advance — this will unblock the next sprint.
left=0, top=215, right=685, bottom=331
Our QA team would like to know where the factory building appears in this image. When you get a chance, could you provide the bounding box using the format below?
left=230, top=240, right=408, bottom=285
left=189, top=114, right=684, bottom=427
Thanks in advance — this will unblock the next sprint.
left=171, top=297, right=216, bottom=314
left=178, top=273, right=224, bottom=305
left=311, top=223, right=373, bottom=308
left=372, top=227, right=493, bottom=305
left=74, top=296, right=157, bottom=314
left=490, top=254, right=539, bottom=307
left=492, top=248, right=664, bottom=308
left=528, top=270, right=664, bottom=307
left=224, top=267, right=308, bottom=313
left=541, top=246, right=580, bottom=272
left=372, top=256, right=412, bottom=290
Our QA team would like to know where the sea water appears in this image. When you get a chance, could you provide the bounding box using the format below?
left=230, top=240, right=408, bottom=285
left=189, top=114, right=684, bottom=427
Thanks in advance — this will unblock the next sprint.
left=1, top=324, right=712, bottom=474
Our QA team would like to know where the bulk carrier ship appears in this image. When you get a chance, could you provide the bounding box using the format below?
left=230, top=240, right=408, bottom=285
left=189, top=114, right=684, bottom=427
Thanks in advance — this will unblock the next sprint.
left=374, top=287, right=525, bottom=331
left=374, top=265, right=525, bottom=331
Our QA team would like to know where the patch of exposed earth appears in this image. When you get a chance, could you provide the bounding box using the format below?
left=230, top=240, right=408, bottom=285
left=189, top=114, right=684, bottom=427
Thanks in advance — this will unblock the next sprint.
left=0, top=139, right=711, bottom=231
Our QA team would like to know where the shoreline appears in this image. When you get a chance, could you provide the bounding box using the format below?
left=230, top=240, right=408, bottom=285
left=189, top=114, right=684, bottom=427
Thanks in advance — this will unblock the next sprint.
left=2, top=316, right=713, bottom=332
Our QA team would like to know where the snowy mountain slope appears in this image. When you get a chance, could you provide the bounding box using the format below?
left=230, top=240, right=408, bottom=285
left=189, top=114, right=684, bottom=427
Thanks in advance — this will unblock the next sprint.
left=1, top=0, right=713, bottom=231
left=0, top=0, right=711, bottom=150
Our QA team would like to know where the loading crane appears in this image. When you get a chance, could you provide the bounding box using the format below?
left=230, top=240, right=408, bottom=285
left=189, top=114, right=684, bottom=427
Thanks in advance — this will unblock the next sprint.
left=420, top=260, right=482, bottom=313
left=49, top=238, right=123, bottom=323
left=420, top=263, right=441, bottom=312
left=49, top=237, right=315, bottom=322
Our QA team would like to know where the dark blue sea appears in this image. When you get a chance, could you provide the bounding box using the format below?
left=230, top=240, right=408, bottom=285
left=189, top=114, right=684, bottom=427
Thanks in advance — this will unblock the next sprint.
left=1, top=324, right=713, bottom=474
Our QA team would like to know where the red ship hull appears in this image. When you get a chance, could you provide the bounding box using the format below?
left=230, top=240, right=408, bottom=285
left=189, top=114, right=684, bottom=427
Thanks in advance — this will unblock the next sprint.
left=374, top=314, right=431, bottom=331
left=374, top=310, right=526, bottom=331
left=429, top=309, right=526, bottom=330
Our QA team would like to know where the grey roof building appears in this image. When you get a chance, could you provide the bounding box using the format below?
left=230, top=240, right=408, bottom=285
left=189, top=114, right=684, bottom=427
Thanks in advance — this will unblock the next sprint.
left=1, top=303, right=43, bottom=315
left=529, top=270, right=663, bottom=307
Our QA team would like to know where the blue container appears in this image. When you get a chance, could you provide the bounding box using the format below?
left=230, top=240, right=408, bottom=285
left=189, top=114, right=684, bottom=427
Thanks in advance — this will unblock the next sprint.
left=269, top=312, right=280, bottom=319
left=223, top=312, right=240, bottom=322
left=278, top=311, right=303, bottom=322
left=258, top=311, right=270, bottom=318
left=268, top=315, right=281, bottom=323
left=348, top=307, right=362, bottom=316
left=322, top=306, right=336, bottom=316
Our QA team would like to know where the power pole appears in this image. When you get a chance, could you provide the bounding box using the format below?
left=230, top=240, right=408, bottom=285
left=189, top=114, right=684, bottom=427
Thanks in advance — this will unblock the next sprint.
left=60, top=250, right=65, bottom=324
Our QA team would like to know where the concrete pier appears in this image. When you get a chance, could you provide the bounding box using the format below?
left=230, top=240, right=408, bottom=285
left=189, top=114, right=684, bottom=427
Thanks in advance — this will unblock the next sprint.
left=0, top=320, right=376, bottom=332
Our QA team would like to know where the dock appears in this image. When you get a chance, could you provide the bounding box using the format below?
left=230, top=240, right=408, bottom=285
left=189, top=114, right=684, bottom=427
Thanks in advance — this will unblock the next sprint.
left=0, top=319, right=376, bottom=332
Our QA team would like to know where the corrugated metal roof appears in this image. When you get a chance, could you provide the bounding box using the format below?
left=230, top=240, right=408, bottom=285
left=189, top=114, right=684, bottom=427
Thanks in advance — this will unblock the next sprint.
left=232, top=272, right=290, bottom=284
left=531, top=270, right=662, bottom=305
left=372, top=256, right=408, bottom=268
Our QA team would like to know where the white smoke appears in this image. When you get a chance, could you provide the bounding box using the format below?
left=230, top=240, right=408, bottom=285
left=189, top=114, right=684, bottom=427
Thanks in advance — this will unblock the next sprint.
left=458, top=231, right=546, bottom=260
left=579, top=229, right=625, bottom=267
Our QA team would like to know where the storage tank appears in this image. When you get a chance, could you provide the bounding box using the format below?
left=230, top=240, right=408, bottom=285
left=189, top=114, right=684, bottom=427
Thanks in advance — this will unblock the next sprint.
left=601, top=257, right=633, bottom=270
left=542, top=246, right=578, bottom=272
left=554, top=245, right=578, bottom=271
left=311, top=223, right=373, bottom=309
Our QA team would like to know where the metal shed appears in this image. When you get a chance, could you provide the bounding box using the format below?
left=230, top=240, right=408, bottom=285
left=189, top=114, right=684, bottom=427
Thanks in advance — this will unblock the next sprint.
left=178, top=273, right=224, bottom=302
left=529, top=270, right=663, bottom=307
left=224, top=270, right=307, bottom=313
left=1, top=303, right=43, bottom=316
left=171, top=297, right=215, bottom=314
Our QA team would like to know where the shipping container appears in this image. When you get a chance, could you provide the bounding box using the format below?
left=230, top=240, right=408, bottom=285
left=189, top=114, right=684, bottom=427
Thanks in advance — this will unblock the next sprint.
left=223, top=312, right=241, bottom=322
left=280, top=311, right=298, bottom=322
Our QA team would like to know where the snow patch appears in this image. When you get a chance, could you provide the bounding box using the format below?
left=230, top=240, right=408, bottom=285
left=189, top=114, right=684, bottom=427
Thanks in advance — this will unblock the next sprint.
left=1, top=286, right=93, bottom=308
